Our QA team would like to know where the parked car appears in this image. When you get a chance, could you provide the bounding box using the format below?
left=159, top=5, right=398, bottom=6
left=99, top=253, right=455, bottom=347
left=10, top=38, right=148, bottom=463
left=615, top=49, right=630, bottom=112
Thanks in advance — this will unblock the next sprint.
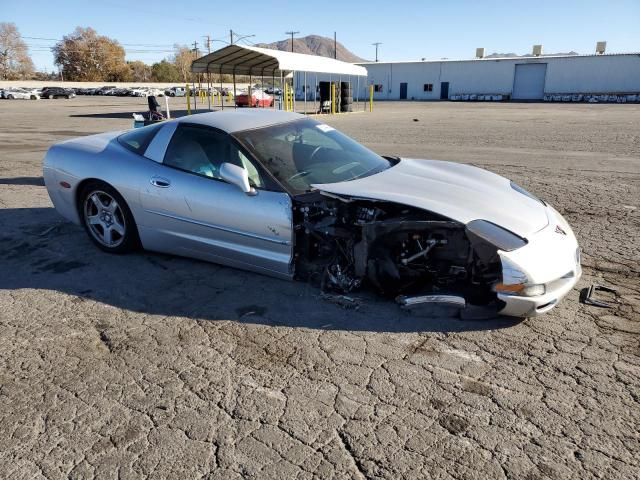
left=130, top=87, right=148, bottom=97
left=40, top=87, right=75, bottom=99
left=42, top=110, right=581, bottom=318
left=3, top=88, right=40, bottom=100
left=165, top=86, right=186, bottom=97
left=96, top=86, right=117, bottom=95
left=235, top=89, right=274, bottom=107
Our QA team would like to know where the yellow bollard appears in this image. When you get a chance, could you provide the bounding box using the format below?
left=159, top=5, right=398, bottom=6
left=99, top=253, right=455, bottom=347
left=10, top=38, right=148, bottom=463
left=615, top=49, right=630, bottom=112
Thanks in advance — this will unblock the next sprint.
left=284, top=83, right=289, bottom=111
left=285, top=83, right=289, bottom=111
left=369, top=85, right=374, bottom=112
left=331, top=83, right=336, bottom=114
left=186, top=83, right=191, bottom=115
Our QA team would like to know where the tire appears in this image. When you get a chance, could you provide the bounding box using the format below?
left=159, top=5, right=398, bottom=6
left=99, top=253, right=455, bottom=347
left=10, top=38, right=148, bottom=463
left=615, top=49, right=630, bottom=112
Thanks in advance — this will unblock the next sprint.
left=7, top=95, right=14, bottom=99
left=79, top=181, right=140, bottom=254
left=65, top=95, right=70, bottom=99
left=30, top=95, right=37, bottom=100
left=48, top=94, right=53, bottom=99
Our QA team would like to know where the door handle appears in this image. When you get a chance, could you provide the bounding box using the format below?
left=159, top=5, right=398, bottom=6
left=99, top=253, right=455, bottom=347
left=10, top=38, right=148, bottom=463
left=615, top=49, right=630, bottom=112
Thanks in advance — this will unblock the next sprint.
left=150, top=177, right=171, bottom=188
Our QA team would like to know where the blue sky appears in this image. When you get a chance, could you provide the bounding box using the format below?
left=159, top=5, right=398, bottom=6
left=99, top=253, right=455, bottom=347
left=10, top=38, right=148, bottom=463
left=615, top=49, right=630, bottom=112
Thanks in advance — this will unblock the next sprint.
left=5, top=0, right=640, bottom=71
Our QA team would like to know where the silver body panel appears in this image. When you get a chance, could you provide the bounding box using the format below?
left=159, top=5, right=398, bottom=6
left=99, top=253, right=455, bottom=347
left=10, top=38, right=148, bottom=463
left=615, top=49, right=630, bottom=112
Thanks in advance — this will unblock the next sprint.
left=43, top=117, right=294, bottom=279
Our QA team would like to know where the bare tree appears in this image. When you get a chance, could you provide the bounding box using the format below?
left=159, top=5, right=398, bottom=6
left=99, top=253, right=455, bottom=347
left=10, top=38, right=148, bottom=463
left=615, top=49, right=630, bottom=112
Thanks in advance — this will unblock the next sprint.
left=172, top=45, right=197, bottom=83
left=127, top=60, right=152, bottom=82
left=52, top=27, right=129, bottom=81
left=0, top=23, right=34, bottom=80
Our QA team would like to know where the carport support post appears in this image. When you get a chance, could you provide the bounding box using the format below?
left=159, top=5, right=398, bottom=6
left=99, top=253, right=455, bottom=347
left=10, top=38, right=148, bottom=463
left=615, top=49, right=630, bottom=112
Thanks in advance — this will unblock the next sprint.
left=304, top=71, right=307, bottom=114
left=220, top=66, right=224, bottom=110
left=356, top=76, right=360, bottom=111
left=314, top=74, right=317, bottom=113
left=232, top=71, right=237, bottom=110
left=192, top=78, right=197, bottom=112
left=272, top=73, right=276, bottom=109
left=280, top=71, right=283, bottom=110
left=207, top=72, right=211, bottom=111
left=292, top=71, right=296, bottom=112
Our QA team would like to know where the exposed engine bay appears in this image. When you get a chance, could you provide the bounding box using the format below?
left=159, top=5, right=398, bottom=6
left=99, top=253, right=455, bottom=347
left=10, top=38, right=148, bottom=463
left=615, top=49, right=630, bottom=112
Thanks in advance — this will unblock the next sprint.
left=293, top=191, right=504, bottom=309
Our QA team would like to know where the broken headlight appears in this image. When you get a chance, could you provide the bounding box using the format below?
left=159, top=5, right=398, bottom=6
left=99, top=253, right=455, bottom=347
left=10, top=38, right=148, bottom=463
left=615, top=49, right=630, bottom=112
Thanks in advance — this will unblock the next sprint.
left=494, top=283, right=545, bottom=297
left=466, top=219, right=527, bottom=252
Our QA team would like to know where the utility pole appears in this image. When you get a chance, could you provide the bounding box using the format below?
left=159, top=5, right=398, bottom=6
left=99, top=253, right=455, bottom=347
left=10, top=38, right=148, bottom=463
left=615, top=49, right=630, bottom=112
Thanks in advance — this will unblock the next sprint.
left=372, top=42, right=382, bottom=62
left=204, top=35, right=211, bottom=53
left=334, top=32, right=337, bottom=59
left=192, top=41, right=199, bottom=57
left=285, top=31, right=299, bottom=52
left=229, top=31, right=255, bottom=45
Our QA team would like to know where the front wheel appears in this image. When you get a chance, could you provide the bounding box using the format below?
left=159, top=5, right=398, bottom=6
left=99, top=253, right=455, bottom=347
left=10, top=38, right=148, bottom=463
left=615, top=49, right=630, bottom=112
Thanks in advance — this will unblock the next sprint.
left=80, top=182, right=140, bottom=253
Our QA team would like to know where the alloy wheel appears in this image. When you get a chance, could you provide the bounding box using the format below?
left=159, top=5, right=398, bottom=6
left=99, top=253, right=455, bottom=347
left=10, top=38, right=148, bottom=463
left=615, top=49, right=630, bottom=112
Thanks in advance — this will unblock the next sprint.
left=83, top=191, right=127, bottom=247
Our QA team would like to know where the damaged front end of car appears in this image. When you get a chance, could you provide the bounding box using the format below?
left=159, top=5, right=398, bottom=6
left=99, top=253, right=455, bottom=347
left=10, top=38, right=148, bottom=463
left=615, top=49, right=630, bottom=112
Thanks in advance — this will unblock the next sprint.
left=292, top=191, right=516, bottom=315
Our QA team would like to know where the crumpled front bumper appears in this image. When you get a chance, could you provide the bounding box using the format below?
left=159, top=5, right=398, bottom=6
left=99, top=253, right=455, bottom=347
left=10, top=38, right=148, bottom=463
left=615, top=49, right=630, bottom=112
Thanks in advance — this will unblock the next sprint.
left=497, top=206, right=582, bottom=317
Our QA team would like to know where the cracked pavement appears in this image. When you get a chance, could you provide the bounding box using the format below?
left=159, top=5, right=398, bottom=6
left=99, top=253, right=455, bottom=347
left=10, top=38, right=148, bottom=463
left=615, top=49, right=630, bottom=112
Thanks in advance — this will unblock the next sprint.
left=0, top=99, right=638, bottom=479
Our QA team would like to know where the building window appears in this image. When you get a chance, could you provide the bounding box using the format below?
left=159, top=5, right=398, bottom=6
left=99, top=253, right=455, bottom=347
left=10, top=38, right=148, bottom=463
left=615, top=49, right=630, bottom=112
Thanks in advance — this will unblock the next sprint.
left=373, top=84, right=383, bottom=93
left=423, top=83, right=433, bottom=92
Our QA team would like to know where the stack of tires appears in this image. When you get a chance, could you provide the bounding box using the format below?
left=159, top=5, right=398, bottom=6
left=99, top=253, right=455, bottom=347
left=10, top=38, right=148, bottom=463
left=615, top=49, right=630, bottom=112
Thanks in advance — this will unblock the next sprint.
left=340, top=81, right=352, bottom=113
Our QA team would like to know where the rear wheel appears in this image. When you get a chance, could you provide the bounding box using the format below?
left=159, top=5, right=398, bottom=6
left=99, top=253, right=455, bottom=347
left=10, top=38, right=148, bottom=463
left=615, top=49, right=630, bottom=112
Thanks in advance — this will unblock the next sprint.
left=7, top=94, right=14, bottom=99
left=80, top=182, right=139, bottom=253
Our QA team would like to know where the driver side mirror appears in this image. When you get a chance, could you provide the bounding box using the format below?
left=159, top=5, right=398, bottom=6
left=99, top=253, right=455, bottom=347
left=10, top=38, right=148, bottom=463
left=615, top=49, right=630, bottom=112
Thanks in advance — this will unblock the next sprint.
left=219, top=162, right=257, bottom=196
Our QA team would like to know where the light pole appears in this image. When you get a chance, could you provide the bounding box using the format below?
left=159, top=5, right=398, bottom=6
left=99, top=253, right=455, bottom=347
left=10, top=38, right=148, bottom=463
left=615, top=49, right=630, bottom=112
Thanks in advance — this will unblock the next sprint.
left=285, top=31, right=299, bottom=52
left=372, top=42, right=382, bottom=62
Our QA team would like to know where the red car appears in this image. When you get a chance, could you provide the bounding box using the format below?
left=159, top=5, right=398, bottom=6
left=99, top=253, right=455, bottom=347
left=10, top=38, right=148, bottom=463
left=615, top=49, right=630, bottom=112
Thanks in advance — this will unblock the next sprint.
left=235, top=90, right=274, bottom=107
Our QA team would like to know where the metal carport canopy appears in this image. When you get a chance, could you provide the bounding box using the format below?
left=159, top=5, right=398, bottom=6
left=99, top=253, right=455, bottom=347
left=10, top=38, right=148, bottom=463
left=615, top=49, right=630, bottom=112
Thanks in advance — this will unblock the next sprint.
left=191, top=44, right=367, bottom=77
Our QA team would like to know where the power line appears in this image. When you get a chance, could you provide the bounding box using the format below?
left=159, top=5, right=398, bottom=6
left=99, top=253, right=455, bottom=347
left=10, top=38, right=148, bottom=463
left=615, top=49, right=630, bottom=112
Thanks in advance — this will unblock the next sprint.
left=23, top=36, right=176, bottom=48
left=229, top=30, right=254, bottom=45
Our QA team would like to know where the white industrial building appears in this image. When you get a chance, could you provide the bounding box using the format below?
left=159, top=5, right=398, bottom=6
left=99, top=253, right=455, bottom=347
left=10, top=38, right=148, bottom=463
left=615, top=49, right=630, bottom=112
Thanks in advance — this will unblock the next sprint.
left=294, top=52, right=640, bottom=102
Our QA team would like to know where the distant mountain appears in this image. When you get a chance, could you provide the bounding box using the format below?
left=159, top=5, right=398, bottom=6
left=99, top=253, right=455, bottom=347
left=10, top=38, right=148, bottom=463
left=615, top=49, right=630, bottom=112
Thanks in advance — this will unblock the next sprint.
left=485, top=51, right=580, bottom=58
left=255, top=35, right=367, bottom=63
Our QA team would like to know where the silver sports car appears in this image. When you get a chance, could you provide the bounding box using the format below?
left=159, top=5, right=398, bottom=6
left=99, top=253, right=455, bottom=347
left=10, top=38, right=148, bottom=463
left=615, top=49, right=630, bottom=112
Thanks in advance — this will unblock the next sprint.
left=43, top=110, right=581, bottom=317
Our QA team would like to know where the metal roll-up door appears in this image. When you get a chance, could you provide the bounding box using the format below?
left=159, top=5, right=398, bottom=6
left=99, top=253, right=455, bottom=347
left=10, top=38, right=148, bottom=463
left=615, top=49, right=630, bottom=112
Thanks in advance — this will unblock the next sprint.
left=512, top=63, right=547, bottom=100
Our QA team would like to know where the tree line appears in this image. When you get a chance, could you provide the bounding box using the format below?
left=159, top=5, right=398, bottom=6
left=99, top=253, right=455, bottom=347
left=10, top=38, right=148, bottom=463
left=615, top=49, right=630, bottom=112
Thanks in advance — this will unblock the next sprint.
left=0, top=23, right=229, bottom=83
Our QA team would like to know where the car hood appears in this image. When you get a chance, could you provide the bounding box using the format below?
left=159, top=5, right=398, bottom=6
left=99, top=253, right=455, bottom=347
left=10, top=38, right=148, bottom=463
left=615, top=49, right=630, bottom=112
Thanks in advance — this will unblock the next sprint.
left=312, top=158, right=549, bottom=238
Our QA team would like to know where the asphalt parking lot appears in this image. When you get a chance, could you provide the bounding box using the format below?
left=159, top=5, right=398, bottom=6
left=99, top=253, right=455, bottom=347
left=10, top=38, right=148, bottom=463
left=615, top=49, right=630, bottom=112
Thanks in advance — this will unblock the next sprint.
left=0, top=97, right=638, bottom=479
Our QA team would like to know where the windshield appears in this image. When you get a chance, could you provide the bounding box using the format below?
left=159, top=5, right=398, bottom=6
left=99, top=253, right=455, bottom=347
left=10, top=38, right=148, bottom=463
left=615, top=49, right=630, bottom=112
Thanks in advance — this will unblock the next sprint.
left=233, top=118, right=391, bottom=194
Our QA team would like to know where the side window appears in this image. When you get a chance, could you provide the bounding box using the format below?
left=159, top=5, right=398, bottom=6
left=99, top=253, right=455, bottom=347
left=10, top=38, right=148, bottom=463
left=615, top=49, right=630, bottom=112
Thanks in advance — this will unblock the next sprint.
left=118, top=123, right=164, bottom=155
left=163, top=125, right=230, bottom=179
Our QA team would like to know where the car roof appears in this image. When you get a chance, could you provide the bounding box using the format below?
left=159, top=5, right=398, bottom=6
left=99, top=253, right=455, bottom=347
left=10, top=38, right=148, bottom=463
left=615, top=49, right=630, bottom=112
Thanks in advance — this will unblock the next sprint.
left=174, top=109, right=305, bottom=133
